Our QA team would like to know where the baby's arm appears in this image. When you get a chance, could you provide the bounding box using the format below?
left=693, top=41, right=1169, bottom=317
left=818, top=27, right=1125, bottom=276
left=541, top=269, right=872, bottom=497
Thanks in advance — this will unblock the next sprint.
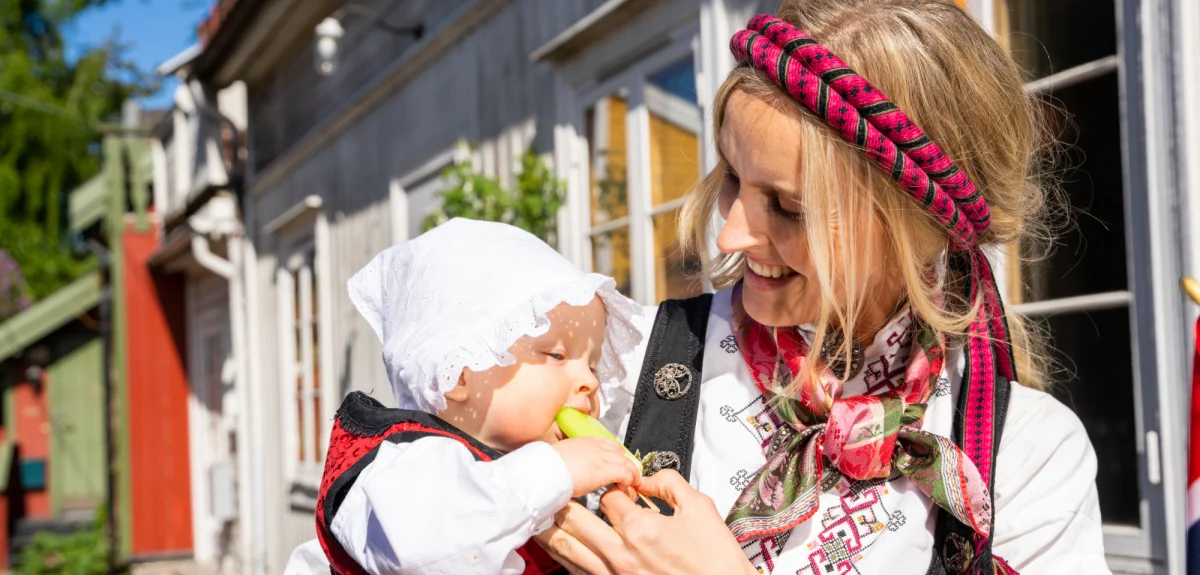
left=329, top=436, right=572, bottom=575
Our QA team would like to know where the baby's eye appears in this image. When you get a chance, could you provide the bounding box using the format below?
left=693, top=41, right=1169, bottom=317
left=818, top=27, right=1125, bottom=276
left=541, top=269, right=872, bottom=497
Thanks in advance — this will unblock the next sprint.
left=546, top=352, right=566, bottom=361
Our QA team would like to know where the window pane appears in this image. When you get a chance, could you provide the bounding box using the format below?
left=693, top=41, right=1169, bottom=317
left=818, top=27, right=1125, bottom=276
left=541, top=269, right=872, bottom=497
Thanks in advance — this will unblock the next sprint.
left=310, top=252, right=322, bottom=463
left=1020, top=72, right=1126, bottom=302
left=591, top=227, right=632, bottom=297
left=647, top=57, right=701, bottom=208
left=295, top=386, right=304, bottom=462
left=293, top=270, right=305, bottom=461
left=654, top=209, right=703, bottom=302
left=1042, top=307, right=1139, bottom=525
left=1002, top=0, right=1116, bottom=80
left=586, top=94, right=630, bottom=226
left=648, top=58, right=698, bottom=103
left=312, top=396, right=322, bottom=463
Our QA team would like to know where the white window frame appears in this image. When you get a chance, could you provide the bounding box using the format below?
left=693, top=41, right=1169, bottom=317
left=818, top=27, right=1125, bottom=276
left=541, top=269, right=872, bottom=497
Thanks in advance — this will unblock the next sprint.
left=563, top=22, right=706, bottom=304
left=270, top=195, right=334, bottom=490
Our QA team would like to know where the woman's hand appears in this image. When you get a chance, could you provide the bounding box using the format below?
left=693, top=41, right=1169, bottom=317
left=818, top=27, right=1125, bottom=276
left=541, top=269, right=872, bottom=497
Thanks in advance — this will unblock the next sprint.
left=535, top=502, right=617, bottom=575
left=538, top=470, right=755, bottom=574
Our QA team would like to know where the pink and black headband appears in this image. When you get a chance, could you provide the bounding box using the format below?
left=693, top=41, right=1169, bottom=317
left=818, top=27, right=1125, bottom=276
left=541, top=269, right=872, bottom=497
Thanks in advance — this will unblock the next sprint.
left=730, top=14, right=989, bottom=248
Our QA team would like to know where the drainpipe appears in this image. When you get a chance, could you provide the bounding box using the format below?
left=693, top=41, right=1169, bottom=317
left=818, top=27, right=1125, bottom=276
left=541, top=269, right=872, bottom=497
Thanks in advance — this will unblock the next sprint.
left=190, top=233, right=253, bottom=575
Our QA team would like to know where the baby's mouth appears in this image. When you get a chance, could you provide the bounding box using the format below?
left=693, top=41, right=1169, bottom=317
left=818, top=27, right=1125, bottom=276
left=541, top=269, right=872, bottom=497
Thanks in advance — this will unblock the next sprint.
left=551, top=422, right=567, bottom=442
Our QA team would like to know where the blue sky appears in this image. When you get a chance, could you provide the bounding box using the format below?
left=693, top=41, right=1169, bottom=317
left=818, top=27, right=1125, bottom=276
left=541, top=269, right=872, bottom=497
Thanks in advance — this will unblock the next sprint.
left=64, top=0, right=213, bottom=109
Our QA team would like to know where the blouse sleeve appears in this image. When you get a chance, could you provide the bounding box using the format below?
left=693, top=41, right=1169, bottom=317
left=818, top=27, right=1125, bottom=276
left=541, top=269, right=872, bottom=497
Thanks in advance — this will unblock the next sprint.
left=991, top=382, right=1111, bottom=574
left=329, top=437, right=573, bottom=575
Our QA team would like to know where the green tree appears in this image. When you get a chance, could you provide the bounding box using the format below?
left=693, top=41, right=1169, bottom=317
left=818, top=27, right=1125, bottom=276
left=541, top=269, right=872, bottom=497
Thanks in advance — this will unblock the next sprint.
left=422, top=147, right=567, bottom=246
left=0, top=0, right=155, bottom=300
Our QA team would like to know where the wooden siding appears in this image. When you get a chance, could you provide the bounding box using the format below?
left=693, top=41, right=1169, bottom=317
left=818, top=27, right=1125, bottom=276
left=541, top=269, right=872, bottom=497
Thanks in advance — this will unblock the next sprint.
left=245, top=0, right=611, bottom=569
left=123, top=227, right=194, bottom=555
left=249, top=0, right=471, bottom=172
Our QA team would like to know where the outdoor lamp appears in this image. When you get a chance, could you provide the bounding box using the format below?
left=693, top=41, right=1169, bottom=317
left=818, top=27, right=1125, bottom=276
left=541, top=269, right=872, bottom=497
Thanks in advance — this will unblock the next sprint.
left=314, top=17, right=344, bottom=76
left=314, top=5, right=424, bottom=77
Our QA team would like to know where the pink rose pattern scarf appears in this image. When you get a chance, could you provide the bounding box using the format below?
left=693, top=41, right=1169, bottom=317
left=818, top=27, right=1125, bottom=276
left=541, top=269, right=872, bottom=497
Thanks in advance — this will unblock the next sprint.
left=724, top=283, right=992, bottom=543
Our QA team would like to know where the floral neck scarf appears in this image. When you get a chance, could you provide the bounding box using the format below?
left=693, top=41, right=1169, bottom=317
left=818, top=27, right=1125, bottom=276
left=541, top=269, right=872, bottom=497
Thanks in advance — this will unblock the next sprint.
left=724, top=282, right=993, bottom=543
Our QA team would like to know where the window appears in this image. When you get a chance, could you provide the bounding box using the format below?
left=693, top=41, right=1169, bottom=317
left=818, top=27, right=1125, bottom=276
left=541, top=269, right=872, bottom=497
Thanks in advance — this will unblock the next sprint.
left=271, top=196, right=332, bottom=488
left=580, top=44, right=706, bottom=304
left=586, top=92, right=633, bottom=296
left=990, top=0, right=1162, bottom=566
left=279, top=243, right=324, bottom=482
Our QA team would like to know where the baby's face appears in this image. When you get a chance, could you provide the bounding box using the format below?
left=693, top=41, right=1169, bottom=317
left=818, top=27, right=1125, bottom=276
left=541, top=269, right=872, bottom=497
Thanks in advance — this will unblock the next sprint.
left=453, top=297, right=607, bottom=452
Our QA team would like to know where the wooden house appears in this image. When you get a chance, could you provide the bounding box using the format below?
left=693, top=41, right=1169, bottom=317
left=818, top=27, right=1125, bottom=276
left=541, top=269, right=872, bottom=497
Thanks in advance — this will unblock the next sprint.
left=158, top=0, right=1200, bottom=573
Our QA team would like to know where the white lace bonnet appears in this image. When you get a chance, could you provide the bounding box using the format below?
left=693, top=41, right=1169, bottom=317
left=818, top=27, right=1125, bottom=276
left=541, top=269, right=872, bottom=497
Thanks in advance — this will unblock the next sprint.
left=347, top=218, right=643, bottom=414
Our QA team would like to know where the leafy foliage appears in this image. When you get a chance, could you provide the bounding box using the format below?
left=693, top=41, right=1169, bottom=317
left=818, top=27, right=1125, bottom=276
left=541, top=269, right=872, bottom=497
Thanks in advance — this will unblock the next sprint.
left=422, top=148, right=567, bottom=247
left=0, top=0, right=155, bottom=300
left=15, top=505, right=122, bottom=575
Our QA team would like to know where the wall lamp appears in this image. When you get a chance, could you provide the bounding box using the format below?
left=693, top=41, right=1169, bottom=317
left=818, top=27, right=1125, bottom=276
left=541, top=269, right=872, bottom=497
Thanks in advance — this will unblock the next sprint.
left=315, top=4, right=424, bottom=76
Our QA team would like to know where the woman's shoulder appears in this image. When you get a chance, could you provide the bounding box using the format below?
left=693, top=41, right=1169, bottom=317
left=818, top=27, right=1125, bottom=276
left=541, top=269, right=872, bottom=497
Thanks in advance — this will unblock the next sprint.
left=991, top=383, right=1107, bottom=570
left=994, top=381, right=1099, bottom=512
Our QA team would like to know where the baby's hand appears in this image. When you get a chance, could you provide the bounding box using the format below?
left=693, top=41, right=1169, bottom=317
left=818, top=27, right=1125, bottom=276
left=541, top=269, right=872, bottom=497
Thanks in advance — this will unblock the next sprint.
left=552, top=437, right=642, bottom=498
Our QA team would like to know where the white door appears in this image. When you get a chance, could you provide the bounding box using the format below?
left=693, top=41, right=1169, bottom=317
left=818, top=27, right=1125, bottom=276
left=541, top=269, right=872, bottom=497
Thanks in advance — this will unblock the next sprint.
left=187, top=274, right=241, bottom=573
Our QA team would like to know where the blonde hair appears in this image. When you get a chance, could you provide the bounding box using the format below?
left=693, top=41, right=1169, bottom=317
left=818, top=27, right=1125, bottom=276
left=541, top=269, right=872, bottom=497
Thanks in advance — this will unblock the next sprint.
left=680, top=0, right=1057, bottom=390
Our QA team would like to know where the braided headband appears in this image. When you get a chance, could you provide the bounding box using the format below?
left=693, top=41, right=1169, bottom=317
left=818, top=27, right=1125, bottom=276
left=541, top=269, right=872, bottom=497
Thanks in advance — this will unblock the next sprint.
left=731, top=15, right=989, bottom=247
left=729, top=15, right=1018, bottom=559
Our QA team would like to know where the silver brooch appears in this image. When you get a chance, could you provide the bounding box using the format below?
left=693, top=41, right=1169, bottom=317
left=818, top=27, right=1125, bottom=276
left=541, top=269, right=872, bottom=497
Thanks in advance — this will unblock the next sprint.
left=637, top=450, right=681, bottom=477
left=819, top=330, right=864, bottom=379
left=653, top=363, right=693, bottom=400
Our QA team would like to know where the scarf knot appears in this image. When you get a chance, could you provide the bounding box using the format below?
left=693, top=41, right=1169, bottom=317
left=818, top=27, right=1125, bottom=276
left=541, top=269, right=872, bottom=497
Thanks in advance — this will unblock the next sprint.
left=822, top=396, right=925, bottom=481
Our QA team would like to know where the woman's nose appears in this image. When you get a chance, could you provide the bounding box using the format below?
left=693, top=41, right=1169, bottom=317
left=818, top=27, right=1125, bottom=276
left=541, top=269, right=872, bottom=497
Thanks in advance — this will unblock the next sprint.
left=716, top=195, right=760, bottom=254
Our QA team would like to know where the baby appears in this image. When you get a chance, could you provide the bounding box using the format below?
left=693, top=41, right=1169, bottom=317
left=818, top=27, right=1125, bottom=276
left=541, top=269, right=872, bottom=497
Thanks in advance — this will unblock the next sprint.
left=285, top=218, right=645, bottom=575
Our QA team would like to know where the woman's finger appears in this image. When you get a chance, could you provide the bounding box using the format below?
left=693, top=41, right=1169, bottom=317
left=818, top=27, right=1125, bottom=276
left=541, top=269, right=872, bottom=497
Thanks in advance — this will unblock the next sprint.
left=598, top=486, right=647, bottom=531
left=554, top=501, right=628, bottom=560
left=633, top=469, right=691, bottom=510
left=535, top=525, right=615, bottom=575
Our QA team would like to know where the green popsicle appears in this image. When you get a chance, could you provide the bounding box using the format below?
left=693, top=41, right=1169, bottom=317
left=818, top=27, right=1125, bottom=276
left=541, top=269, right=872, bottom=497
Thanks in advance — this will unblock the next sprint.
left=555, top=407, right=661, bottom=511
left=554, top=406, right=643, bottom=469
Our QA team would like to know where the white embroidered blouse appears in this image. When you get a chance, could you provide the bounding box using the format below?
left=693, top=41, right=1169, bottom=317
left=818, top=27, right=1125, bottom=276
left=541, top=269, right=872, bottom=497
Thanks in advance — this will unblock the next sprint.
left=599, top=289, right=1110, bottom=574
left=285, top=288, right=1111, bottom=575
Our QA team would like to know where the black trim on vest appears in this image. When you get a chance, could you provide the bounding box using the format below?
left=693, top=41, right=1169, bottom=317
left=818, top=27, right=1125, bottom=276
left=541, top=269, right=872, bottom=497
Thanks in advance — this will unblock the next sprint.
left=926, top=372, right=1012, bottom=575
left=322, top=392, right=503, bottom=534
left=623, top=294, right=712, bottom=516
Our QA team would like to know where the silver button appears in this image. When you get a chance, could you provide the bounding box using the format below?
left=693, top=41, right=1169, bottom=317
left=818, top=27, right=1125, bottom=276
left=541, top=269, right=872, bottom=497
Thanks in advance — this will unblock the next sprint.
left=653, top=363, right=693, bottom=400
left=642, top=451, right=681, bottom=477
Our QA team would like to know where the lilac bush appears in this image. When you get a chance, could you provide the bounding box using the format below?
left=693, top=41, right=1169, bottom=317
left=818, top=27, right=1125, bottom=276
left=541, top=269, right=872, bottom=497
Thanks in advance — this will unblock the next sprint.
left=0, top=249, right=32, bottom=322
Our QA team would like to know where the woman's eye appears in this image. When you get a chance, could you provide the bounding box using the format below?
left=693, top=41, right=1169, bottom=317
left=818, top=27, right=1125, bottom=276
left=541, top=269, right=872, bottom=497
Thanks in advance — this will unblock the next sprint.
left=770, top=196, right=805, bottom=221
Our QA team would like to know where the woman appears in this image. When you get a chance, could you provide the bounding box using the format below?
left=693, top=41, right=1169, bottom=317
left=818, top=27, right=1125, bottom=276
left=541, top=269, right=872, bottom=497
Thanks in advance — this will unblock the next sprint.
left=537, top=1, right=1108, bottom=573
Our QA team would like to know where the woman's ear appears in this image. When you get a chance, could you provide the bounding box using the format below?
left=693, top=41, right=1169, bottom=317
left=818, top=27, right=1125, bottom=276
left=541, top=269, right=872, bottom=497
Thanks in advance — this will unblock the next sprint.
left=443, top=372, right=471, bottom=403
